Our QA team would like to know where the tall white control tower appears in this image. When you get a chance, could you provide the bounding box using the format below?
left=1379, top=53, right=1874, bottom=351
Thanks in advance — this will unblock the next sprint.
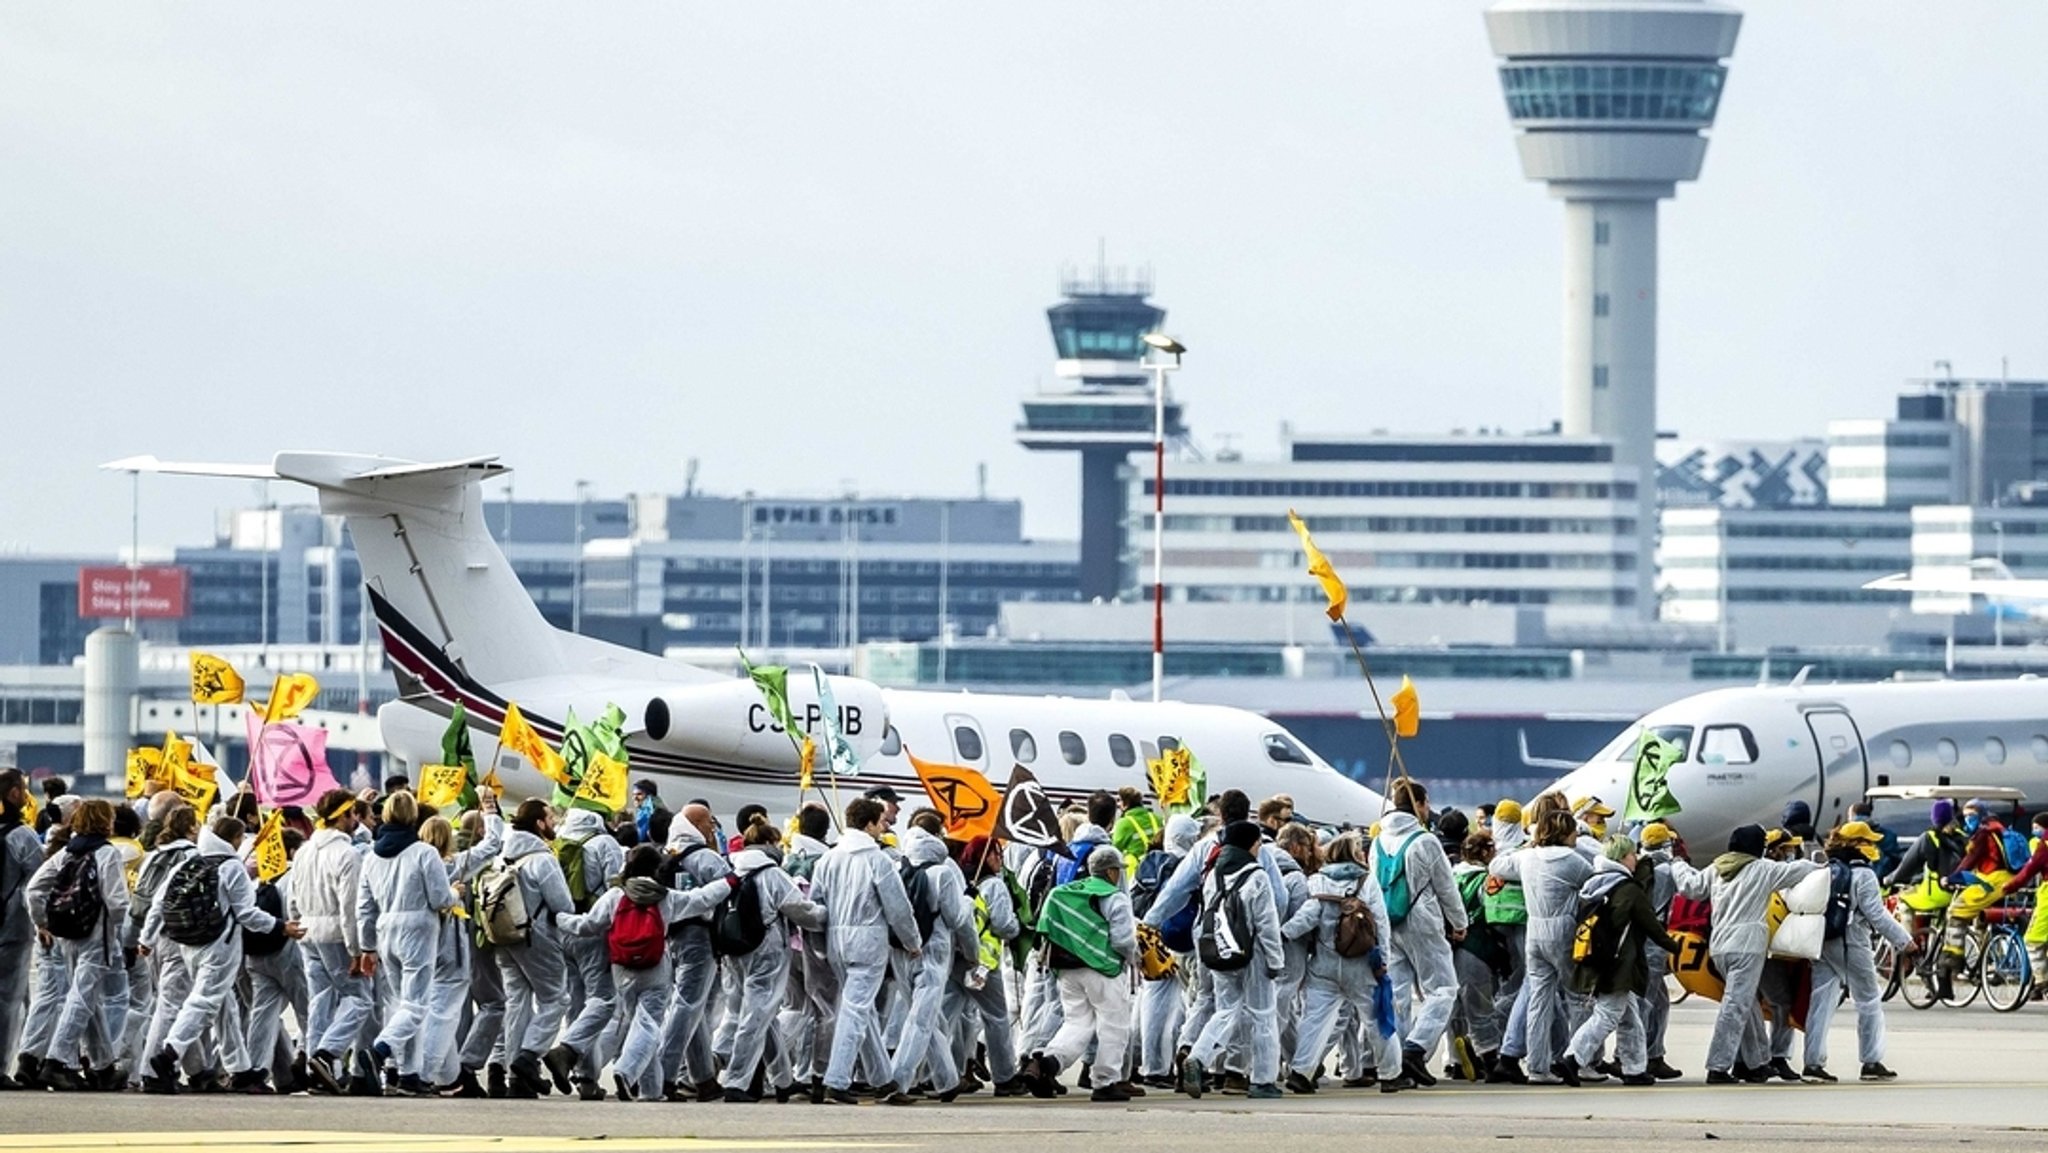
left=1487, top=0, right=1741, bottom=616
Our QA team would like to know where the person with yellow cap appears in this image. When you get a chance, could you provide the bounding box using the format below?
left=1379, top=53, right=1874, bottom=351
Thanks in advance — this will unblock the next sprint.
left=1480, top=799, right=1531, bottom=1084
left=294, top=788, right=372, bottom=1093
left=1571, top=797, right=1615, bottom=858
left=1803, top=821, right=1914, bottom=1083
left=1632, top=822, right=1684, bottom=1080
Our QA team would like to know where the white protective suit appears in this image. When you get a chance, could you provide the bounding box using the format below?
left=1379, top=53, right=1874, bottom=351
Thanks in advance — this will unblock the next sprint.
left=946, top=869, right=1021, bottom=1087
left=419, top=813, right=503, bottom=1085
left=0, top=818, right=44, bottom=1078
left=887, top=829, right=977, bottom=1095
left=656, top=822, right=732, bottom=1090
left=1040, top=878, right=1140, bottom=1081
left=24, top=837, right=131, bottom=1075
left=1283, top=859, right=1401, bottom=1080
left=810, top=827, right=920, bottom=1092
left=1489, top=841, right=1590, bottom=1078
left=776, top=832, right=838, bottom=1086
left=551, top=809, right=625, bottom=1084
left=291, top=826, right=371, bottom=1064
left=142, top=830, right=276, bottom=1064
left=1673, top=851, right=1819, bottom=1074
left=356, top=829, right=457, bottom=1081
left=718, top=848, right=825, bottom=1095
left=494, top=828, right=576, bottom=1068
left=558, top=875, right=724, bottom=1100
left=1805, top=857, right=1912, bottom=1072
left=1185, top=853, right=1286, bottom=1085
left=1375, top=812, right=1467, bottom=1064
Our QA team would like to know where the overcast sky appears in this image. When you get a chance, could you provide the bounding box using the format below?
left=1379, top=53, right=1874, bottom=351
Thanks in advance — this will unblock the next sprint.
left=3, top=3, right=2043, bottom=555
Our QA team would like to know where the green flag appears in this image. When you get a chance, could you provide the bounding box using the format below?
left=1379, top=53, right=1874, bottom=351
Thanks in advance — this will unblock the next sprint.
left=738, top=648, right=804, bottom=749
left=1625, top=728, right=1684, bottom=822
left=569, top=704, right=631, bottom=815
left=440, top=702, right=479, bottom=811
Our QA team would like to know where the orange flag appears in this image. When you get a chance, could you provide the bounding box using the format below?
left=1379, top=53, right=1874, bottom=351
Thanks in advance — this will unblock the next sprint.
left=908, top=751, right=1000, bottom=842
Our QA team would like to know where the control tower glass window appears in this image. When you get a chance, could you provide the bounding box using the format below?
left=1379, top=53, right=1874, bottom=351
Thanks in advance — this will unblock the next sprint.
left=1499, top=62, right=1726, bottom=125
left=1047, top=298, right=1164, bottom=361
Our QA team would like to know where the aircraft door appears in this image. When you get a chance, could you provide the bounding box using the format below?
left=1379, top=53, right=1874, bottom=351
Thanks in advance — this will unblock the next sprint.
left=945, top=713, right=989, bottom=771
left=1806, top=709, right=1867, bottom=829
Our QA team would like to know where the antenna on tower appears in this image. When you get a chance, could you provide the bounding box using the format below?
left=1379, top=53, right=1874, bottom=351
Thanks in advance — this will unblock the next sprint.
left=977, top=462, right=988, bottom=501
left=683, top=457, right=700, bottom=497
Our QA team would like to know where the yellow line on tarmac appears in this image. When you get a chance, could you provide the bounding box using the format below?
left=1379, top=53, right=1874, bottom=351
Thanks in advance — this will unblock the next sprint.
left=0, top=1134, right=904, bottom=1153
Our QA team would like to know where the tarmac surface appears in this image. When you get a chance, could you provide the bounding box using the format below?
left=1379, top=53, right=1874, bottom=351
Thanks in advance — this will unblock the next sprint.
left=0, top=998, right=2042, bottom=1152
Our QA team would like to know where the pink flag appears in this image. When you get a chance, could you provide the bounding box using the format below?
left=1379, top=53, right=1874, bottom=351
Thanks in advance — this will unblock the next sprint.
left=245, top=711, right=341, bottom=808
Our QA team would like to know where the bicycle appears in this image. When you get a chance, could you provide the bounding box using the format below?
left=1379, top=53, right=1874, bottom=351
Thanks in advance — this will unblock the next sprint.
left=1898, top=901, right=1986, bottom=1009
left=1981, top=894, right=2035, bottom=1013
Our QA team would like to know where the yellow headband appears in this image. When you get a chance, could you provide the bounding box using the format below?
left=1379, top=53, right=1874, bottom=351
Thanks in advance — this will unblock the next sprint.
left=319, top=798, right=356, bottom=826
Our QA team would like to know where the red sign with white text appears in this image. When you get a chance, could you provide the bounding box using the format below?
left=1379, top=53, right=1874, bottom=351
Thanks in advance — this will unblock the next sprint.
left=78, top=566, right=189, bottom=619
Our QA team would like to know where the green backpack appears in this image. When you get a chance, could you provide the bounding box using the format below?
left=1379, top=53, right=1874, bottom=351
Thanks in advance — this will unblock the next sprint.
left=1373, top=830, right=1426, bottom=925
left=553, top=833, right=594, bottom=913
left=1037, top=878, right=1123, bottom=977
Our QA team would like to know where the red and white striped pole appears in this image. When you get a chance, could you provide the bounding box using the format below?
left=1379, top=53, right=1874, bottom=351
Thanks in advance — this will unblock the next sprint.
left=1141, top=334, right=1184, bottom=705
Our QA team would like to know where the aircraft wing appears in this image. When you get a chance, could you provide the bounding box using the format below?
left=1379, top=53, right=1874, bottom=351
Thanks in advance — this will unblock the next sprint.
left=1862, top=572, right=2048, bottom=599
left=101, top=454, right=278, bottom=479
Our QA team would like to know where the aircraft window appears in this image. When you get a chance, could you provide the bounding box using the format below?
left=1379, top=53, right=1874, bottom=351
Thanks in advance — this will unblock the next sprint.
left=1140, top=739, right=1159, bottom=763
left=1936, top=738, right=1959, bottom=768
left=1264, top=733, right=1313, bottom=766
left=1059, top=731, right=1087, bottom=765
left=1158, top=735, right=1182, bottom=753
left=1986, top=737, right=2007, bottom=766
left=2034, top=735, right=2048, bottom=764
left=1697, top=725, right=1757, bottom=765
left=1108, top=734, right=1137, bottom=768
left=953, top=725, right=984, bottom=763
left=1010, top=729, right=1038, bottom=764
left=1609, top=725, right=1693, bottom=761
left=880, top=724, right=902, bottom=757
left=1888, top=740, right=1911, bottom=769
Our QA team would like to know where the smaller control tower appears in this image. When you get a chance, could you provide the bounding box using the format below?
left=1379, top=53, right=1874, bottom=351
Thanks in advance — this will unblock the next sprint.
left=1016, top=268, right=1185, bottom=602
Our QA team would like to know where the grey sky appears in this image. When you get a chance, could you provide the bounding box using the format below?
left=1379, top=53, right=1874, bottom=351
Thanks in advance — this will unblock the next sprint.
left=3, top=3, right=2043, bottom=556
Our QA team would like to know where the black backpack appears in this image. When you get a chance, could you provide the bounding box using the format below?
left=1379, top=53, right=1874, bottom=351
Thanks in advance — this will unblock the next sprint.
left=44, top=850, right=105, bottom=940
left=243, top=880, right=289, bottom=957
left=892, top=859, right=940, bottom=949
left=1822, top=859, right=1855, bottom=941
left=710, top=870, right=768, bottom=957
left=1196, top=866, right=1258, bottom=973
left=161, top=854, right=233, bottom=947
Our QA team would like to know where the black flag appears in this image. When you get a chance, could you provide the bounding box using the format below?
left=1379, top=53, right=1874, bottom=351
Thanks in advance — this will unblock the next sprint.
left=995, top=763, right=1071, bottom=859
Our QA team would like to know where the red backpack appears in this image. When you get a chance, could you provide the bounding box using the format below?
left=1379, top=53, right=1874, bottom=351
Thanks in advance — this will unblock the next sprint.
left=609, top=898, right=667, bottom=969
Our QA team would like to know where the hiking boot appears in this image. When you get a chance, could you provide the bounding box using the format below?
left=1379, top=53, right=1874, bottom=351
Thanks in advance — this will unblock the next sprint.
left=1116, top=1080, right=1146, bottom=1098
left=13, top=1055, right=42, bottom=1090
left=1553, top=1056, right=1582, bottom=1088
left=42, top=1063, right=85, bottom=1092
left=1486, top=1055, right=1528, bottom=1085
left=1648, top=1057, right=1683, bottom=1081
left=1705, top=1069, right=1738, bottom=1085
left=1342, top=1074, right=1377, bottom=1089
left=1620, top=1073, right=1657, bottom=1086
left=346, top=1073, right=382, bottom=1097
left=1178, top=1061, right=1205, bottom=1099
left=542, top=1045, right=578, bottom=1095
left=613, top=1075, right=638, bottom=1103
left=882, top=1089, right=920, bottom=1106
left=1802, top=1066, right=1837, bottom=1084
left=1380, top=1073, right=1415, bottom=1093
left=440, top=1069, right=485, bottom=1098
left=395, top=1074, right=435, bottom=1097
left=1860, top=1063, right=1899, bottom=1082
left=1027, top=1055, right=1061, bottom=1100
left=510, top=1052, right=549, bottom=1097
left=724, top=1086, right=762, bottom=1104
left=486, top=1064, right=508, bottom=1099
left=1077, top=1062, right=1092, bottom=1090
left=231, top=1070, right=274, bottom=1095
left=1401, top=1048, right=1437, bottom=1087
left=575, top=1079, right=606, bottom=1102
left=1220, top=1071, right=1250, bottom=1093
left=1247, top=1082, right=1283, bottom=1100
left=1285, top=1070, right=1318, bottom=1095
left=992, top=1076, right=1028, bottom=1097
left=1090, top=1083, right=1132, bottom=1103
left=1768, top=1058, right=1801, bottom=1083
left=1593, top=1058, right=1622, bottom=1078
left=1741, top=1064, right=1772, bottom=1085
left=307, top=1051, right=342, bottom=1095
left=149, top=1049, right=180, bottom=1092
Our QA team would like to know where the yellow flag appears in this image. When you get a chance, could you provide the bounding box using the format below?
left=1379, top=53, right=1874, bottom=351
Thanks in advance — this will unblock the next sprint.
left=190, top=652, right=246, bottom=705
left=1147, top=746, right=1192, bottom=807
left=573, top=752, right=629, bottom=815
left=1286, top=509, right=1348, bottom=622
left=478, top=768, right=505, bottom=799
left=252, top=810, right=289, bottom=883
left=161, top=732, right=193, bottom=782
left=1391, top=675, right=1420, bottom=739
left=21, top=793, right=37, bottom=831
left=172, top=766, right=218, bottom=822
left=798, top=735, right=816, bottom=791
left=417, top=763, right=470, bottom=811
left=263, top=673, right=321, bottom=723
left=126, top=747, right=163, bottom=799
left=499, top=703, right=570, bottom=786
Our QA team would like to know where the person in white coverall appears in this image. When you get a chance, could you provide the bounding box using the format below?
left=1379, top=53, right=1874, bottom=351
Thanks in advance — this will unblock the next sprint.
left=1488, top=806, right=1592, bottom=1085
left=717, top=818, right=825, bottom=1102
left=1802, top=821, right=1914, bottom=1083
left=354, top=792, right=457, bottom=1096
left=415, top=803, right=503, bottom=1092
left=945, top=835, right=1022, bottom=1095
left=22, top=799, right=131, bottom=1090
left=143, top=817, right=303, bottom=1094
left=0, top=770, right=45, bottom=1087
left=496, top=799, right=577, bottom=1098
left=545, top=805, right=625, bottom=1098
left=885, top=817, right=979, bottom=1103
left=1672, top=823, right=1820, bottom=1082
left=294, top=789, right=372, bottom=1094
left=1283, top=830, right=1408, bottom=1095
left=657, top=804, right=733, bottom=1099
left=1028, top=845, right=1141, bottom=1102
left=1181, top=820, right=1287, bottom=1099
left=1134, top=814, right=1200, bottom=1087
left=1375, top=781, right=1468, bottom=1087
left=810, top=796, right=921, bottom=1104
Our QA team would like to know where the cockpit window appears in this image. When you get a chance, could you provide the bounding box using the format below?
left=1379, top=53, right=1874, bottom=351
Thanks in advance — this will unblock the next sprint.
left=1698, top=725, right=1757, bottom=765
left=1263, top=732, right=1312, bottom=766
left=1606, top=724, right=1694, bottom=762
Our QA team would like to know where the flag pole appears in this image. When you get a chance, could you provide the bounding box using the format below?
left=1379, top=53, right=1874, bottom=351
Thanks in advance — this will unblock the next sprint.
left=1333, top=614, right=1413, bottom=806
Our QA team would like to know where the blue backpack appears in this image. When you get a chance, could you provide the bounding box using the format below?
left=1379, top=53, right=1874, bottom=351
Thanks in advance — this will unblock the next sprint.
left=2001, top=827, right=2033, bottom=872
left=1374, top=831, right=1427, bottom=925
left=1133, top=849, right=1198, bottom=952
left=1055, top=838, right=1105, bottom=886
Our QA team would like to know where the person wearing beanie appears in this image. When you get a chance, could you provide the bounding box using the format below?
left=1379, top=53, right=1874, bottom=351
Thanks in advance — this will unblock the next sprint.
left=630, top=779, right=672, bottom=847
left=1180, top=819, right=1287, bottom=1100
left=1672, top=823, right=1819, bottom=1083
left=1632, top=821, right=1684, bottom=1080
left=1803, top=822, right=1914, bottom=1083
left=1884, top=801, right=1968, bottom=944
left=1939, top=798, right=2018, bottom=981
left=1557, top=834, right=1678, bottom=1087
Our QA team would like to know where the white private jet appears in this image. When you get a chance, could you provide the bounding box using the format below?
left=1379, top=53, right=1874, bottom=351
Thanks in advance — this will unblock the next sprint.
left=1541, top=673, right=2048, bottom=851
left=110, top=451, right=1386, bottom=826
left=1864, top=559, right=2048, bottom=622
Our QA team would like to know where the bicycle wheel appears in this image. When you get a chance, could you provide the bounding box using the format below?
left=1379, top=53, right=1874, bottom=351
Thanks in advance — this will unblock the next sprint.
left=1900, top=944, right=1940, bottom=1010
left=1985, top=929, right=2032, bottom=1013
left=1873, top=937, right=1901, bottom=1003
left=1944, top=929, right=1985, bottom=1008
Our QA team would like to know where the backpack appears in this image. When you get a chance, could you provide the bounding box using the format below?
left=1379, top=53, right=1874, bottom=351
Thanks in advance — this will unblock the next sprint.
left=1821, top=859, right=1855, bottom=941
left=711, top=871, right=769, bottom=958
left=1055, top=838, right=1104, bottom=886
left=610, top=896, right=668, bottom=969
left=160, top=854, right=233, bottom=947
left=242, top=880, right=289, bottom=957
left=654, top=842, right=710, bottom=890
left=1196, top=866, right=1259, bottom=973
left=1570, top=875, right=1624, bottom=966
left=477, top=861, right=532, bottom=947
left=2002, top=827, right=2033, bottom=872
left=1037, top=878, right=1123, bottom=977
left=554, top=834, right=594, bottom=913
left=1373, top=830, right=1426, bottom=925
left=1314, top=878, right=1378, bottom=959
left=892, top=859, right=940, bottom=950
left=1133, top=849, right=1199, bottom=953
left=44, top=850, right=105, bottom=941
left=1481, top=872, right=1528, bottom=926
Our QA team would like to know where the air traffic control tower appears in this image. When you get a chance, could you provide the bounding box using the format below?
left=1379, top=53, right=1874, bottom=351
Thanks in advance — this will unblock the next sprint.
left=1487, top=0, right=1741, bottom=616
left=1016, top=270, right=1184, bottom=602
